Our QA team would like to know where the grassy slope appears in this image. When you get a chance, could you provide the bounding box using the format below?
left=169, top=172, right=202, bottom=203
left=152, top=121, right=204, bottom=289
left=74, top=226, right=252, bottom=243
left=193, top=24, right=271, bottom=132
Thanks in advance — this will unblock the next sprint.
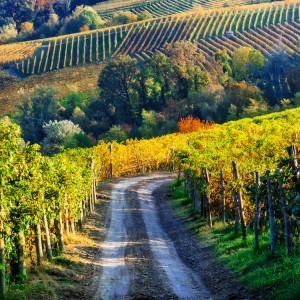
left=170, top=182, right=300, bottom=300
left=0, top=63, right=102, bottom=116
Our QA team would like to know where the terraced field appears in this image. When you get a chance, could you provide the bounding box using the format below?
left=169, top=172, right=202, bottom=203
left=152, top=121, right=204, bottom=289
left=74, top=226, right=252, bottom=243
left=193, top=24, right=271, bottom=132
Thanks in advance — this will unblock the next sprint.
left=0, top=1, right=299, bottom=77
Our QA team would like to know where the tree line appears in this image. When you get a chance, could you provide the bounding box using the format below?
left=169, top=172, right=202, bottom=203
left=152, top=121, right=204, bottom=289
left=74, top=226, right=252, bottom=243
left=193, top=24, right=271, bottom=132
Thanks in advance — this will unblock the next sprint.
left=15, top=41, right=300, bottom=151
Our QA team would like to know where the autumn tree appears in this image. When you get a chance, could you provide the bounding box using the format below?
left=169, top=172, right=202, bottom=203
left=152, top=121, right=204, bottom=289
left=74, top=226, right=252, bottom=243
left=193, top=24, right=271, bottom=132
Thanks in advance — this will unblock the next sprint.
left=110, top=11, right=138, bottom=25
left=178, top=116, right=214, bottom=133
left=20, top=21, right=34, bottom=34
left=165, top=41, right=210, bottom=98
left=232, top=47, right=265, bottom=82
left=225, top=81, right=266, bottom=119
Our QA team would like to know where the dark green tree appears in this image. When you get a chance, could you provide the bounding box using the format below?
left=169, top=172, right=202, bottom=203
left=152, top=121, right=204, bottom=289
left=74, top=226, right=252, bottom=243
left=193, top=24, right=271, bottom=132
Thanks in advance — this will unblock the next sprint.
left=260, top=47, right=290, bottom=105
left=17, top=86, right=60, bottom=143
left=98, top=55, right=140, bottom=126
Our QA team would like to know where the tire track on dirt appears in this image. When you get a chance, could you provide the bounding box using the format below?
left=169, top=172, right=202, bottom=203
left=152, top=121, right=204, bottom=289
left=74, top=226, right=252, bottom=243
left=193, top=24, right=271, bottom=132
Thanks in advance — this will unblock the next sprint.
left=91, top=174, right=258, bottom=300
left=137, top=179, right=212, bottom=299
left=95, top=174, right=171, bottom=299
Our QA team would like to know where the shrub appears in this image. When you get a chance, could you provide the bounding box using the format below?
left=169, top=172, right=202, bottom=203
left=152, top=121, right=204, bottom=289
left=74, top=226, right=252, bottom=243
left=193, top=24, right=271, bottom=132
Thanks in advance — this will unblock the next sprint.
left=64, top=6, right=104, bottom=34
left=177, top=116, right=215, bottom=133
left=0, top=23, right=18, bottom=43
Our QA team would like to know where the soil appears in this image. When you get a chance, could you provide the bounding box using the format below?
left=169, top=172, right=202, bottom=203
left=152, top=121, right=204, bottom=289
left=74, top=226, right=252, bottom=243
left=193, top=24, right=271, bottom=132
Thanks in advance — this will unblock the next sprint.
left=45, top=173, right=260, bottom=300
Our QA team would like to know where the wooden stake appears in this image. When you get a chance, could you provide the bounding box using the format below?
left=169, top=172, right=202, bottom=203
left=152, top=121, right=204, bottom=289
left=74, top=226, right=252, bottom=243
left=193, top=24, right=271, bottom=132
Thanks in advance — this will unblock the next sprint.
left=204, top=167, right=212, bottom=228
left=277, top=169, right=293, bottom=256
left=254, top=171, right=261, bottom=251
left=34, top=224, right=43, bottom=265
left=266, top=170, right=277, bottom=255
left=232, top=161, right=247, bottom=238
left=220, top=170, right=226, bottom=224
left=43, top=209, right=52, bottom=261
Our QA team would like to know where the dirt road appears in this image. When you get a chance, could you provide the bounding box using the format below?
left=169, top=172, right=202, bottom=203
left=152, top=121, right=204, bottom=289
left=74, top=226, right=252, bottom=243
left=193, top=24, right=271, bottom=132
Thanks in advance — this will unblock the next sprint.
left=91, top=174, right=254, bottom=300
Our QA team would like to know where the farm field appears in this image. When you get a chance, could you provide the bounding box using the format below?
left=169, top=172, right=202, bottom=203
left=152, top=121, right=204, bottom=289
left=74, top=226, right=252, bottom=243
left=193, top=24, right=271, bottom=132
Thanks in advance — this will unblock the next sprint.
left=0, top=1, right=299, bottom=77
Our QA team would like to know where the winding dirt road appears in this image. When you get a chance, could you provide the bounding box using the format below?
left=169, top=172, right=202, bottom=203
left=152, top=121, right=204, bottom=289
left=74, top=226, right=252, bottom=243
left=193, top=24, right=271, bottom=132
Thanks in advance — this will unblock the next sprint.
left=92, top=174, right=253, bottom=300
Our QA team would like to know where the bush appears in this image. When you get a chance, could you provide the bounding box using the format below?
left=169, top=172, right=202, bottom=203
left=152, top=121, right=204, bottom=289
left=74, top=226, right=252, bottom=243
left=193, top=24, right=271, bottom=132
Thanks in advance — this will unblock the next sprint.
left=0, top=23, right=18, bottom=43
left=110, top=11, right=137, bottom=25
left=177, top=116, right=215, bottom=133
left=41, top=120, right=84, bottom=154
left=103, top=125, right=128, bottom=142
left=137, top=11, right=152, bottom=21
left=64, top=6, right=104, bottom=34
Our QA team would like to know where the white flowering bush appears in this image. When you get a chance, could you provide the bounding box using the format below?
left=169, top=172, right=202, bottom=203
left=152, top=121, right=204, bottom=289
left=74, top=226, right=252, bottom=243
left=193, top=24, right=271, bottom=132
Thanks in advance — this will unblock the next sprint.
left=42, top=120, right=83, bottom=154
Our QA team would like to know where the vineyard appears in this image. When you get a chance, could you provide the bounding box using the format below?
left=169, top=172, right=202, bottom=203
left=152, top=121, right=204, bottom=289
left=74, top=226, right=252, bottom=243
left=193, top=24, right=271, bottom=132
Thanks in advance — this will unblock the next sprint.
left=1, top=105, right=300, bottom=296
left=93, top=0, right=250, bottom=20
left=0, top=1, right=299, bottom=76
left=0, top=42, right=42, bottom=65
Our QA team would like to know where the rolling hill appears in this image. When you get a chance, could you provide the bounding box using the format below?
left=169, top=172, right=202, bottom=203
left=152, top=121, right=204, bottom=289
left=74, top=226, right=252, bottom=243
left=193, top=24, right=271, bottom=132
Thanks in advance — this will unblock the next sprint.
left=1, top=1, right=299, bottom=78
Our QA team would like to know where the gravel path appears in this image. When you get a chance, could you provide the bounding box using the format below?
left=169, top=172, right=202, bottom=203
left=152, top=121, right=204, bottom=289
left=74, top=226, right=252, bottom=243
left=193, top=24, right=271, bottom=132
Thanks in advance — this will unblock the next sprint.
left=93, top=174, right=256, bottom=300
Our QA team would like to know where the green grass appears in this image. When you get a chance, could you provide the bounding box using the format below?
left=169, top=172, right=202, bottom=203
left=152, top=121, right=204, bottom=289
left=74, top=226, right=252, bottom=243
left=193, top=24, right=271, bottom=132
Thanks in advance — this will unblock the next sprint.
left=170, top=180, right=300, bottom=300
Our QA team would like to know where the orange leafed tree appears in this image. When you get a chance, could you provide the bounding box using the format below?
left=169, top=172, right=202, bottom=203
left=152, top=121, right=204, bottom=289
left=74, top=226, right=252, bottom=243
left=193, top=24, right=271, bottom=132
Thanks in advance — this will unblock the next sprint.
left=178, top=116, right=215, bottom=133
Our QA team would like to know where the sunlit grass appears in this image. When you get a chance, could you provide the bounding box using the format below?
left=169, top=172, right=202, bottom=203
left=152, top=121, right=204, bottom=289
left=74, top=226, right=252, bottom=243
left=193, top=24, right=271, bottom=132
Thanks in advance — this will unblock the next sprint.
left=7, top=230, right=97, bottom=300
left=170, top=180, right=300, bottom=300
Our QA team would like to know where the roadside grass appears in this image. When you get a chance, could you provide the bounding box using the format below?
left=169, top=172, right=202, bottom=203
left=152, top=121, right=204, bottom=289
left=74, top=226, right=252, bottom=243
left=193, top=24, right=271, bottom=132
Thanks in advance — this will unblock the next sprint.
left=6, top=232, right=97, bottom=300
left=170, top=180, right=300, bottom=300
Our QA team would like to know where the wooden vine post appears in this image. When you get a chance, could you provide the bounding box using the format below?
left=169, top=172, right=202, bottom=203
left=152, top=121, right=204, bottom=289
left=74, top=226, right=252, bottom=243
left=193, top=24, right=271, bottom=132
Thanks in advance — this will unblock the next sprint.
left=0, top=215, right=5, bottom=299
left=232, top=161, right=247, bottom=238
left=266, top=170, right=277, bottom=255
left=277, top=169, right=293, bottom=256
left=54, top=211, right=64, bottom=253
left=92, top=159, right=97, bottom=209
left=204, top=167, right=212, bottom=228
left=34, top=223, right=43, bottom=265
left=109, top=144, right=113, bottom=178
left=43, top=208, right=52, bottom=260
left=286, top=145, right=300, bottom=201
left=220, top=170, right=226, bottom=224
left=15, top=231, right=26, bottom=282
left=254, top=171, right=261, bottom=251
left=193, top=177, right=199, bottom=212
left=184, top=170, right=188, bottom=196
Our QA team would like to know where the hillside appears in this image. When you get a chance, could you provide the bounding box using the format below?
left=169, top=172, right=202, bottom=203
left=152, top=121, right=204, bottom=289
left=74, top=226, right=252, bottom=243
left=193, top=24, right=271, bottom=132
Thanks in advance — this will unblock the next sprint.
left=0, top=1, right=299, bottom=117
left=0, top=1, right=299, bottom=78
left=0, top=63, right=102, bottom=116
